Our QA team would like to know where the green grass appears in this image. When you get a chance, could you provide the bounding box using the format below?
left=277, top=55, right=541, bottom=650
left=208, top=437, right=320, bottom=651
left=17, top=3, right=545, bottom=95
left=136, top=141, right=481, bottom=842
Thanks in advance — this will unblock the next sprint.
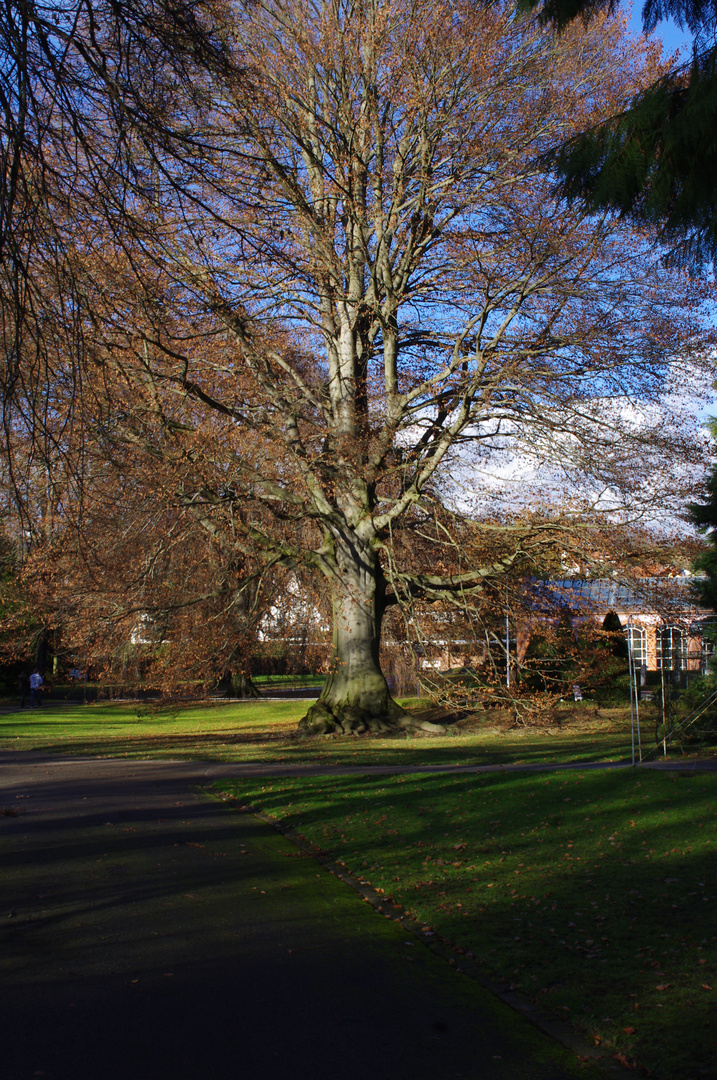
left=0, top=698, right=649, bottom=765
left=252, top=673, right=325, bottom=685
left=0, top=700, right=306, bottom=760
left=213, top=768, right=717, bottom=1080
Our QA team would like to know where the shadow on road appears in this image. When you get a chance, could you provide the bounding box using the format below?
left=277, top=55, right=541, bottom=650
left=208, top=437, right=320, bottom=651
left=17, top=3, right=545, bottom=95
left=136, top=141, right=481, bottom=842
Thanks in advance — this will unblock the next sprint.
left=0, top=753, right=594, bottom=1080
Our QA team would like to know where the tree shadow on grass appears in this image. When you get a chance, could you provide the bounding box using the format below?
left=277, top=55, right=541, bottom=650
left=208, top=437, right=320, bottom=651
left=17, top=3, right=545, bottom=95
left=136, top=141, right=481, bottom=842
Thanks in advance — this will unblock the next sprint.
left=220, top=767, right=717, bottom=1080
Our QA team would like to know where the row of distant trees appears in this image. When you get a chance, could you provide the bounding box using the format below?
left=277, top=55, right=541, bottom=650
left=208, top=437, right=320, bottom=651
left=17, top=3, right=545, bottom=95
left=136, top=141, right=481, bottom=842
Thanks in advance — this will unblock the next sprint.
left=0, top=0, right=714, bottom=730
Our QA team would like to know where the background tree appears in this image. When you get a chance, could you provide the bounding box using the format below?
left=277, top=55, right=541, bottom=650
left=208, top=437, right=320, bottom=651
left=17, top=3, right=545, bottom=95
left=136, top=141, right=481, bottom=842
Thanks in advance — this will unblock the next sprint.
left=2, top=0, right=713, bottom=733
left=527, top=0, right=717, bottom=267
left=688, top=421, right=717, bottom=609
left=0, top=0, right=233, bottom=487
left=0, top=368, right=293, bottom=694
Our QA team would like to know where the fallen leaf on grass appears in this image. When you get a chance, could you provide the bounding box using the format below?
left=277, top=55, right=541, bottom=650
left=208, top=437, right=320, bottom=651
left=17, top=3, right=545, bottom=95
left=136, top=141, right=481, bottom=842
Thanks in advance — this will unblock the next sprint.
left=623, top=1026, right=636, bottom=1034
left=614, top=1051, right=638, bottom=1068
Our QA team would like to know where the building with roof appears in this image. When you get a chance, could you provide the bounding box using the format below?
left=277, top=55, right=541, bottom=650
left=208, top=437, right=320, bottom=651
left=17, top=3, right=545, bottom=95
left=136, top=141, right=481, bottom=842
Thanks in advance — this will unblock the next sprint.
left=523, top=577, right=713, bottom=675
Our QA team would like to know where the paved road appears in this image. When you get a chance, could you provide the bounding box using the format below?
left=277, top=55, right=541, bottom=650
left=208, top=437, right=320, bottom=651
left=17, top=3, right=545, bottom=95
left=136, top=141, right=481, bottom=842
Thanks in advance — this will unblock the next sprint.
left=0, top=751, right=611, bottom=1080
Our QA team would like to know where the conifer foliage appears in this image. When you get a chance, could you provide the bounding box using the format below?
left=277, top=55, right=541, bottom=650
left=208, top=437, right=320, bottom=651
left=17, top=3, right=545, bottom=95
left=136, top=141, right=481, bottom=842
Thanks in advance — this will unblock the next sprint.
left=529, top=0, right=717, bottom=267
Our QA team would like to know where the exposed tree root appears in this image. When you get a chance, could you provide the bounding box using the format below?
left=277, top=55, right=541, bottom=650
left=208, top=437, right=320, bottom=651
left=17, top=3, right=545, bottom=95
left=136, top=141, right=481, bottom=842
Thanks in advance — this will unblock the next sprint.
left=299, top=699, right=446, bottom=736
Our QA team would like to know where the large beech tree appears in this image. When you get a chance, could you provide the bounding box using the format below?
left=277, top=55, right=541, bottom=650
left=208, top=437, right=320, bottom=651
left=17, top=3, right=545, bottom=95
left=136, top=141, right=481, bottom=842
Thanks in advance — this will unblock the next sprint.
left=2, top=0, right=712, bottom=732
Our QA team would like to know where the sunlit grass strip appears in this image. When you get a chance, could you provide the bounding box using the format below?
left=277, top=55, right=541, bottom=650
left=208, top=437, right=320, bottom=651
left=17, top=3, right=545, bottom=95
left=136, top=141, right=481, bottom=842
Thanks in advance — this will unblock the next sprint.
left=213, top=768, right=717, bottom=1080
left=0, top=701, right=305, bottom=760
left=0, top=701, right=637, bottom=764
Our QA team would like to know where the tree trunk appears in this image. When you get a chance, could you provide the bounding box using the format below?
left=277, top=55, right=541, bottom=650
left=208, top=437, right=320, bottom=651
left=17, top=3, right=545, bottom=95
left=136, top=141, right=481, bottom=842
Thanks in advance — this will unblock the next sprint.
left=35, top=627, right=49, bottom=678
left=299, top=540, right=441, bottom=735
left=225, top=671, right=260, bottom=698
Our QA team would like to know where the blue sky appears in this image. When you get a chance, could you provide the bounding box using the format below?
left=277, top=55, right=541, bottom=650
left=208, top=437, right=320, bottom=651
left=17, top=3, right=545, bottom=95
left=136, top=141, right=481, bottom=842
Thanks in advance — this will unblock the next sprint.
left=626, top=2, right=693, bottom=58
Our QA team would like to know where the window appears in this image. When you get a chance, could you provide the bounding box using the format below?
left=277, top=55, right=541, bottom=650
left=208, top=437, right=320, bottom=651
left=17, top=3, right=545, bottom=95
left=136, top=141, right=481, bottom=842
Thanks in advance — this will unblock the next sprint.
left=657, top=625, right=687, bottom=672
left=625, top=625, right=647, bottom=666
left=691, top=619, right=717, bottom=674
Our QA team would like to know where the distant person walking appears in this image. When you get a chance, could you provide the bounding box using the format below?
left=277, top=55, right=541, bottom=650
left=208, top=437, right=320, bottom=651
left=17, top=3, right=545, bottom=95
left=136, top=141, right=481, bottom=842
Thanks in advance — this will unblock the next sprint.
left=18, top=671, right=29, bottom=708
left=29, top=670, right=43, bottom=708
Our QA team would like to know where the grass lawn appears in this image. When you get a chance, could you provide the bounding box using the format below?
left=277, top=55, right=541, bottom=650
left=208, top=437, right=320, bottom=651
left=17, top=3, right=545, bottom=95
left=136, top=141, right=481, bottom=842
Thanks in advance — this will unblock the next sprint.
left=213, top=767, right=717, bottom=1080
left=0, top=697, right=662, bottom=765
left=1, top=696, right=715, bottom=1075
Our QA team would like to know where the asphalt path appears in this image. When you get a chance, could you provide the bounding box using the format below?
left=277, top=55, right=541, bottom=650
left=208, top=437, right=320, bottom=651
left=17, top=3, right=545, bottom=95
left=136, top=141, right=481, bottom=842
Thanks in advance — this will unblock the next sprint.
left=0, top=751, right=622, bottom=1080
